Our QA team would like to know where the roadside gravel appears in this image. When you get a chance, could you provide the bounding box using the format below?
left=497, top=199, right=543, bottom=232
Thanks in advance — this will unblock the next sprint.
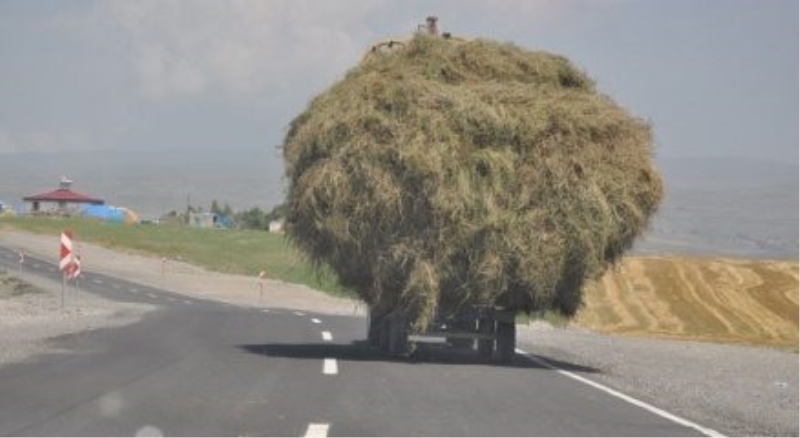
left=0, top=271, right=155, bottom=367
left=518, top=323, right=799, bottom=437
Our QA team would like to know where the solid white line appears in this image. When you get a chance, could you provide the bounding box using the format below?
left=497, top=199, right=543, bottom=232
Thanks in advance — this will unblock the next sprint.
left=321, top=331, right=332, bottom=341
left=304, top=423, right=329, bottom=438
left=515, top=348, right=724, bottom=437
left=311, top=318, right=321, bottom=324
left=323, top=358, right=338, bottom=375
left=293, top=311, right=305, bottom=316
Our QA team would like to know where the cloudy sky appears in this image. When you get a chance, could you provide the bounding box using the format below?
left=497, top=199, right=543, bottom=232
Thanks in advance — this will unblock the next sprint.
left=0, top=0, right=797, bottom=211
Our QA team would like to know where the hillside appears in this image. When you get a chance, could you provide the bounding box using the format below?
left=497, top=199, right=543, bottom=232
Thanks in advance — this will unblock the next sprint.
left=577, top=256, right=799, bottom=349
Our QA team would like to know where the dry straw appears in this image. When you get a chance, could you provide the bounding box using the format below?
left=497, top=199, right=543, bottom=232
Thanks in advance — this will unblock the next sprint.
left=283, top=35, right=663, bottom=332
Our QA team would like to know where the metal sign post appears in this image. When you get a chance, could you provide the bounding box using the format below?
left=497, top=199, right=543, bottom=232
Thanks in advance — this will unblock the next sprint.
left=17, top=250, right=24, bottom=279
left=258, top=271, right=266, bottom=307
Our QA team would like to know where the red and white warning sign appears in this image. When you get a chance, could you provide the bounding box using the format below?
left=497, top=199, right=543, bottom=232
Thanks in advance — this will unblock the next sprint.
left=65, top=255, right=81, bottom=280
left=60, top=230, right=75, bottom=274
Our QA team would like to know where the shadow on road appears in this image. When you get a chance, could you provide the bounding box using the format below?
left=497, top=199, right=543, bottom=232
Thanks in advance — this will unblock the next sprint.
left=237, top=341, right=600, bottom=373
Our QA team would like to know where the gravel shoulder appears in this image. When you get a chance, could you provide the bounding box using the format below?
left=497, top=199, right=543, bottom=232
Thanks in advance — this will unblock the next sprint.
left=518, top=323, right=799, bottom=437
left=0, top=270, right=155, bottom=367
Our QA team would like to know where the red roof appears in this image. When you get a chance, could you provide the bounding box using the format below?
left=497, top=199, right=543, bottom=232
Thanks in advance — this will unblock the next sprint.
left=24, top=188, right=104, bottom=204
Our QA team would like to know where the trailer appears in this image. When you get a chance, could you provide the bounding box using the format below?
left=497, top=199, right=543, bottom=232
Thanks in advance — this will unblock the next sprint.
left=367, top=306, right=517, bottom=364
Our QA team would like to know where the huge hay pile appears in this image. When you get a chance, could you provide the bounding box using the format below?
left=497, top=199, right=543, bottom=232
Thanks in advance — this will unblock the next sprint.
left=283, top=35, right=663, bottom=332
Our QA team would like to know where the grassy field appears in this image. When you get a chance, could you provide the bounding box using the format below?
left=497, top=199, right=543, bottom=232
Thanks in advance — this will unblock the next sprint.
left=0, top=217, right=350, bottom=297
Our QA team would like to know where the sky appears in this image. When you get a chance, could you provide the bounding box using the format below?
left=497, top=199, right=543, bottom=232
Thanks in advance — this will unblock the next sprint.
left=0, top=0, right=797, bottom=212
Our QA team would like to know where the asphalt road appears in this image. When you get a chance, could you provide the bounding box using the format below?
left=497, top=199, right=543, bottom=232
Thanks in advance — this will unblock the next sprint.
left=0, top=245, right=709, bottom=437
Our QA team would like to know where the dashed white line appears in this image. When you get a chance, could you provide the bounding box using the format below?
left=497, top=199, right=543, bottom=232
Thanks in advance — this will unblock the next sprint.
left=130, top=289, right=139, bottom=293
left=321, top=331, right=332, bottom=341
left=183, top=300, right=192, bottom=305
left=93, top=279, right=103, bottom=284
left=311, top=318, right=321, bottom=324
left=293, top=311, right=305, bottom=316
left=515, top=349, right=724, bottom=437
left=147, top=293, right=158, bottom=299
left=323, top=358, right=338, bottom=375
left=262, top=309, right=270, bottom=313
left=304, top=423, right=330, bottom=438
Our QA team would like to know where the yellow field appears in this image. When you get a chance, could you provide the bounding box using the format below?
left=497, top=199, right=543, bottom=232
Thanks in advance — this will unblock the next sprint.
left=576, top=256, right=799, bottom=349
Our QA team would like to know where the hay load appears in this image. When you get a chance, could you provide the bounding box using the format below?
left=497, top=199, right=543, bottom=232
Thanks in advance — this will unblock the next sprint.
left=283, top=34, right=663, bottom=333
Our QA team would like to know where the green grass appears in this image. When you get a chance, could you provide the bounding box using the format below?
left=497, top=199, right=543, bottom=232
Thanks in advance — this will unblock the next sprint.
left=1, top=217, right=353, bottom=298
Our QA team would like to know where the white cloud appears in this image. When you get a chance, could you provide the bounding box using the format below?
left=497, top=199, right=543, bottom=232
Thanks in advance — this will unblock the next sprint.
left=102, top=0, right=380, bottom=100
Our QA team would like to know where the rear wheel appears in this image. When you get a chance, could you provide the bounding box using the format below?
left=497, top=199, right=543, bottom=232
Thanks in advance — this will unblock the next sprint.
left=495, top=321, right=516, bottom=364
left=477, top=318, right=494, bottom=361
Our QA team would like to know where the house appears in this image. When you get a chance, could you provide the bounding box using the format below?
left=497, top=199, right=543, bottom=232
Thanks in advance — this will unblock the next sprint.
left=268, top=219, right=285, bottom=234
left=188, top=212, right=229, bottom=229
left=23, top=177, right=104, bottom=216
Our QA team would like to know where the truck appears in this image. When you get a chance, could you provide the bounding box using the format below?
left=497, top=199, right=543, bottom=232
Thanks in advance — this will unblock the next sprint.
left=367, top=306, right=517, bottom=364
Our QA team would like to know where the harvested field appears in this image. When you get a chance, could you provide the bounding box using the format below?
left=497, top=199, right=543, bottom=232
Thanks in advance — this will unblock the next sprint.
left=577, top=256, right=799, bottom=349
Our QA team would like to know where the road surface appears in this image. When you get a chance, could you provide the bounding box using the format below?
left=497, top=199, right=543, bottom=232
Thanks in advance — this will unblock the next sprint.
left=0, top=245, right=709, bottom=436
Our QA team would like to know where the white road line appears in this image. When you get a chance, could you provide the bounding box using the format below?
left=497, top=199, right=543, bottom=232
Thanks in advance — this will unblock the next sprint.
left=130, top=289, right=139, bottom=293
left=147, top=293, right=158, bottom=299
left=515, top=349, right=724, bottom=437
left=321, top=331, right=332, bottom=341
left=323, top=358, right=338, bottom=375
left=262, top=309, right=270, bottom=313
left=304, top=423, right=329, bottom=438
left=311, top=318, right=322, bottom=324
left=183, top=300, right=192, bottom=305
left=93, top=279, right=103, bottom=284
left=293, top=311, right=305, bottom=316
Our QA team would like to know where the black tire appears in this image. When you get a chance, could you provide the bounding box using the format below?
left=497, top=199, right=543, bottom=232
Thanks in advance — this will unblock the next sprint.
left=477, top=319, right=494, bottom=361
left=496, top=321, right=516, bottom=364
left=378, top=318, right=392, bottom=354
left=387, top=316, right=410, bottom=356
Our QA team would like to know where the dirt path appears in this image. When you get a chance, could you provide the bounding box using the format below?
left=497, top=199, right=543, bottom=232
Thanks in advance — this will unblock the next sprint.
left=0, top=230, right=366, bottom=317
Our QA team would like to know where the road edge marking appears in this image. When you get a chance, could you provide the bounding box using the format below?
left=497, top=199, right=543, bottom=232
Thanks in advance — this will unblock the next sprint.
left=515, top=348, right=724, bottom=437
left=323, top=358, right=338, bottom=375
left=321, top=331, right=332, bottom=341
left=311, top=318, right=322, bottom=324
left=304, top=423, right=329, bottom=438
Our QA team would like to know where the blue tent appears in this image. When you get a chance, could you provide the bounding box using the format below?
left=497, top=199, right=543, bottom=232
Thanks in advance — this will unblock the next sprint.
left=81, top=205, right=125, bottom=223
